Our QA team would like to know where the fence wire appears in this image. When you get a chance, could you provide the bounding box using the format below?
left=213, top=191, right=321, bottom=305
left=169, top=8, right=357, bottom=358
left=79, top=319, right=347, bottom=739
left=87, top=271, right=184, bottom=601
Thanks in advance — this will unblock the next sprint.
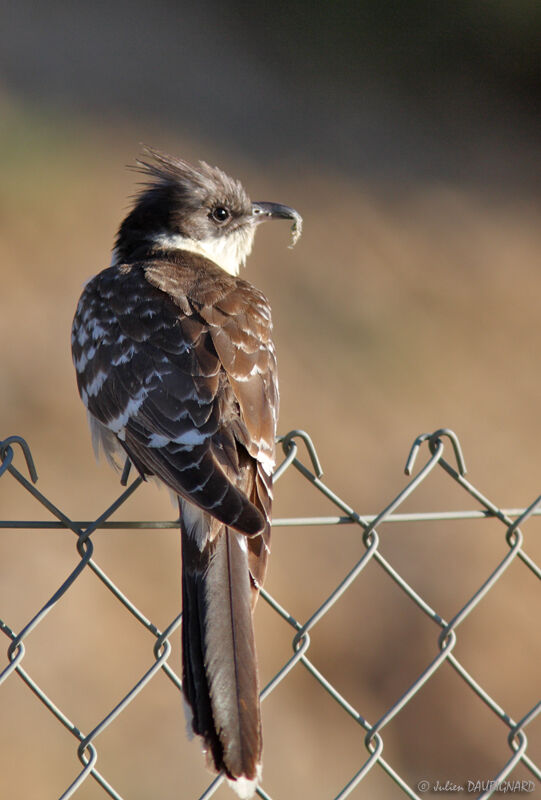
left=0, top=428, right=539, bottom=800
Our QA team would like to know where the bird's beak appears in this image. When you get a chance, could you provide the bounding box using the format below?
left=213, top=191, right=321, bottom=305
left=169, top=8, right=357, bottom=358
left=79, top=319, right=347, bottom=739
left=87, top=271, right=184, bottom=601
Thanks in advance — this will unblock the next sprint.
left=251, top=201, right=303, bottom=247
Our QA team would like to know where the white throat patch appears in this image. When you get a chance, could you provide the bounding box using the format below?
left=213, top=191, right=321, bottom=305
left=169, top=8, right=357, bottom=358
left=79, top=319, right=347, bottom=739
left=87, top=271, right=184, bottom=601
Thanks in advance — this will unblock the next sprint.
left=152, top=227, right=256, bottom=276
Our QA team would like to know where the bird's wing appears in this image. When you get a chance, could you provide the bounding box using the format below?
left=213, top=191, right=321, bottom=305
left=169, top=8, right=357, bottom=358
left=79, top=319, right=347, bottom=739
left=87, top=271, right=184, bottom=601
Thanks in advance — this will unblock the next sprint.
left=197, top=283, right=277, bottom=589
left=72, top=252, right=277, bottom=544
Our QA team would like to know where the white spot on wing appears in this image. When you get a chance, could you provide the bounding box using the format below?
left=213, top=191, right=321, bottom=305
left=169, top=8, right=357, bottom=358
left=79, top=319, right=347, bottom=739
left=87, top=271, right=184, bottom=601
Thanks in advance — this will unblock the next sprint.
left=76, top=326, right=89, bottom=347
left=111, top=345, right=136, bottom=366
left=74, top=351, right=88, bottom=371
left=174, top=429, right=209, bottom=446
left=87, top=318, right=107, bottom=340
left=107, top=388, right=147, bottom=433
left=86, top=369, right=108, bottom=397
left=79, top=344, right=96, bottom=368
left=230, top=361, right=265, bottom=381
left=148, top=432, right=171, bottom=447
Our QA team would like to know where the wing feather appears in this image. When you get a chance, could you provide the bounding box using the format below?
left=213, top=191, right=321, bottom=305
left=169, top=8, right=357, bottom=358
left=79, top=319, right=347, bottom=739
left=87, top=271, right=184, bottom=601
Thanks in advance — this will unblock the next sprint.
left=72, top=253, right=277, bottom=549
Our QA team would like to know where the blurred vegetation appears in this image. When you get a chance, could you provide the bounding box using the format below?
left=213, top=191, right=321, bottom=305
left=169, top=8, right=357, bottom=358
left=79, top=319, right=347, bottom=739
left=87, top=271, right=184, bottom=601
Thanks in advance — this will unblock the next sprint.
left=237, top=1, right=541, bottom=102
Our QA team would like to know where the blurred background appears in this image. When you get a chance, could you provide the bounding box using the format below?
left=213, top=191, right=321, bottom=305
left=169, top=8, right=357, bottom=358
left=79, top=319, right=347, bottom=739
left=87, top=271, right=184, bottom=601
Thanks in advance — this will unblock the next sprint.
left=1, top=2, right=540, bottom=798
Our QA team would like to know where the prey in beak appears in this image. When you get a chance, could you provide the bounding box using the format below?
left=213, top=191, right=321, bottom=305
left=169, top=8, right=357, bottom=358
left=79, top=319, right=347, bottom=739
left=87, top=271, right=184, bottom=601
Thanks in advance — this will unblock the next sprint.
left=252, top=201, right=303, bottom=247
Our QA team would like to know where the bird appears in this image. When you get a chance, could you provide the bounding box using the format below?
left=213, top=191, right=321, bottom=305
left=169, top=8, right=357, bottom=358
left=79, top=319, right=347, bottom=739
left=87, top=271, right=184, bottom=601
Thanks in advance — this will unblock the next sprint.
left=71, top=148, right=302, bottom=797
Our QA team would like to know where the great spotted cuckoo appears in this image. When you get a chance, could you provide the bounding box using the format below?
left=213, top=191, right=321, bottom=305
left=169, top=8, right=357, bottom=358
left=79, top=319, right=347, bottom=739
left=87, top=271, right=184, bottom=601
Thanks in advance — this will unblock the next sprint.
left=71, top=149, right=302, bottom=797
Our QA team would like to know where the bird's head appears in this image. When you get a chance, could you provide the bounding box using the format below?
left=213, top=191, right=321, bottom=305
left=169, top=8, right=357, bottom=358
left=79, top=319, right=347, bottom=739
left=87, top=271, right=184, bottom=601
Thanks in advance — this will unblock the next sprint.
left=114, top=148, right=302, bottom=275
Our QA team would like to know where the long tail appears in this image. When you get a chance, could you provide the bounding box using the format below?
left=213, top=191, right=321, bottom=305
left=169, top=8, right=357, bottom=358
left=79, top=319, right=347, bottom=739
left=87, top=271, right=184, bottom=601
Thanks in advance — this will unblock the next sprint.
left=180, top=503, right=262, bottom=798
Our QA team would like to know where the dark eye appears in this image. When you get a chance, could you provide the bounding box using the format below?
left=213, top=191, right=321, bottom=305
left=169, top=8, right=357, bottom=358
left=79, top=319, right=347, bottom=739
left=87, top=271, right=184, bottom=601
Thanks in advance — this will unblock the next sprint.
left=211, top=206, right=230, bottom=223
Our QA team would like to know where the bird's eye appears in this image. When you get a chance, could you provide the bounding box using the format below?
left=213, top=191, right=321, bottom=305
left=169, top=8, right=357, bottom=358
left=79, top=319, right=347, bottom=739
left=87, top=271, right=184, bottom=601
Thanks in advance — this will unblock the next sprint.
left=211, top=206, right=230, bottom=223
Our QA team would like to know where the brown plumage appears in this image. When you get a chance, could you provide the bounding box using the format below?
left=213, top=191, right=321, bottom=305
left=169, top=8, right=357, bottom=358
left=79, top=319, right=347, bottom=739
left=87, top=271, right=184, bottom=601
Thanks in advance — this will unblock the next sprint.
left=72, top=150, right=301, bottom=797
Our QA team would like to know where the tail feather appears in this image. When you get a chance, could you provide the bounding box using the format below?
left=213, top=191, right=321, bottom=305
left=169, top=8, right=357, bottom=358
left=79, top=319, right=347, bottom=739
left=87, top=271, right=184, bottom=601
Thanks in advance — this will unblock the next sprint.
left=181, top=545, right=216, bottom=751
left=180, top=502, right=262, bottom=794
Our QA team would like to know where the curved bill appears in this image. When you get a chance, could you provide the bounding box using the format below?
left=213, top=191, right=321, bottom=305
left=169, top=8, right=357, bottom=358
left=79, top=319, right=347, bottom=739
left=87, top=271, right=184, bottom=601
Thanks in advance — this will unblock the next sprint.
left=252, top=201, right=303, bottom=247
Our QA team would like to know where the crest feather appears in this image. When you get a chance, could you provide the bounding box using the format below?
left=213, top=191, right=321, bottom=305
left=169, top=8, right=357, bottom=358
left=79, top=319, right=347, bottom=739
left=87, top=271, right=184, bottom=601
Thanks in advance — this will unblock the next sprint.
left=134, top=146, right=250, bottom=209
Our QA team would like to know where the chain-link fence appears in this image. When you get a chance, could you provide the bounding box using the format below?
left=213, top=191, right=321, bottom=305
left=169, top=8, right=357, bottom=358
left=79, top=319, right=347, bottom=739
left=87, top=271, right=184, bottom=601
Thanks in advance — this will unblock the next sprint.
left=1, top=429, right=539, bottom=800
